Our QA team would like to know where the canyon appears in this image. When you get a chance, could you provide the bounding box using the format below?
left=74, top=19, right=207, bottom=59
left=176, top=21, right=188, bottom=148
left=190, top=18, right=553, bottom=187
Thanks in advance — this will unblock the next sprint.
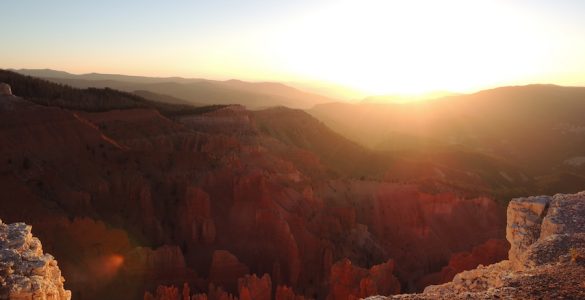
left=1, top=70, right=584, bottom=299
left=4, top=190, right=583, bottom=299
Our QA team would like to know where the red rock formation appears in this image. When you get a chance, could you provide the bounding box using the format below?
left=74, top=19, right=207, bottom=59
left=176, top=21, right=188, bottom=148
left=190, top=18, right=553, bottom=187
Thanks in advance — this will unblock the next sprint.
left=0, top=84, right=512, bottom=300
left=192, top=293, right=209, bottom=300
left=207, top=284, right=238, bottom=300
left=209, top=250, right=250, bottom=292
left=238, top=274, right=272, bottom=300
left=125, top=245, right=189, bottom=277
left=183, top=283, right=191, bottom=300
left=314, top=180, right=506, bottom=289
left=327, top=258, right=400, bottom=300
left=416, top=239, right=509, bottom=289
left=178, top=187, right=216, bottom=244
left=275, top=286, right=307, bottom=300
left=144, top=285, right=179, bottom=300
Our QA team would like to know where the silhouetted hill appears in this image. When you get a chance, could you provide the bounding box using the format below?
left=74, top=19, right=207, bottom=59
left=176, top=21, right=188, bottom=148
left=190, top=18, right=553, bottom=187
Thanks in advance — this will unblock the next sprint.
left=133, top=90, right=198, bottom=105
left=14, top=69, right=336, bottom=109
left=0, top=69, right=223, bottom=117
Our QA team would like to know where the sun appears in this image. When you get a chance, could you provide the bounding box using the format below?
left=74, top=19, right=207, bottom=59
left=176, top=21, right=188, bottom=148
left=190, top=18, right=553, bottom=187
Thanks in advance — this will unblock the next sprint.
left=260, top=0, right=553, bottom=96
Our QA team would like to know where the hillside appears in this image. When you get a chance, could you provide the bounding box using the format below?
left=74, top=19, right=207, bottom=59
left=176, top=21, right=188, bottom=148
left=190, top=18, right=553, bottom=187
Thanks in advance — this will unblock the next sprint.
left=14, top=69, right=336, bottom=109
left=309, top=85, right=585, bottom=195
left=255, top=107, right=534, bottom=202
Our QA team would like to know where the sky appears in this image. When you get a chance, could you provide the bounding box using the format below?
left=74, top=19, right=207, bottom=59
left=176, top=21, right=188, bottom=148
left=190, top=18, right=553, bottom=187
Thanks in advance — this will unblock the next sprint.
left=2, top=0, right=585, bottom=96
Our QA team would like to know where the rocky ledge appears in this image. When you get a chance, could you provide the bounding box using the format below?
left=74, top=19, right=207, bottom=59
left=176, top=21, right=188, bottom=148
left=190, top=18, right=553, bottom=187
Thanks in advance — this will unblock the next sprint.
left=0, top=219, right=71, bottom=300
left=368, top=191, right=585, bottom=299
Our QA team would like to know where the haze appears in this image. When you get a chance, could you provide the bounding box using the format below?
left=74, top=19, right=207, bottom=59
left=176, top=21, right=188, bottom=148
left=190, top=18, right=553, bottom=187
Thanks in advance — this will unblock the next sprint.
left=2, top=0, right=585, bottom=97
left=4, top=1, right=585, bottom=299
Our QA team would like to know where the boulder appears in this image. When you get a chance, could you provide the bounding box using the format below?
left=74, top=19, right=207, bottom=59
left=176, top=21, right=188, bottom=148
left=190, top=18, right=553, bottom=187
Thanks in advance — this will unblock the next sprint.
left=0, top=83, right=11, bottom=96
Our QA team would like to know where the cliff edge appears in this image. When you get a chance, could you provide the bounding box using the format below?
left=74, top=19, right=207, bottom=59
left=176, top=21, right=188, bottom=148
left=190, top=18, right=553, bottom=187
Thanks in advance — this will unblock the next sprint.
left=368, top=191, right=585, bottom=299
left=0, top=219, right=71, bottom=300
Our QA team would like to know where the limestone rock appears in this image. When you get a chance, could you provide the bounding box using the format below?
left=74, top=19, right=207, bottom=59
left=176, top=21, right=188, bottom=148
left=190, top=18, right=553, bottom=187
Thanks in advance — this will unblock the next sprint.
left=506, top=195, right=550, bottom=269
left=540, top=191, right=585, bottom=238
left=0, top=220, right=71, bottom=300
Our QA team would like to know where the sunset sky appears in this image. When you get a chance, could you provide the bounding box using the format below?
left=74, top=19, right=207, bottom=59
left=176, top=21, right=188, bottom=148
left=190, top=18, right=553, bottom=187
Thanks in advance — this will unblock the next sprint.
left=2, top=0, right=585, bottom=96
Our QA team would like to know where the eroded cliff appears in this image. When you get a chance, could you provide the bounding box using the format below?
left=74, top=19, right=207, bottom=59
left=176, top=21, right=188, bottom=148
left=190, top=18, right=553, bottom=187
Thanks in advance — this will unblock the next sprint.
left=368, top=191, right=585, bottom=299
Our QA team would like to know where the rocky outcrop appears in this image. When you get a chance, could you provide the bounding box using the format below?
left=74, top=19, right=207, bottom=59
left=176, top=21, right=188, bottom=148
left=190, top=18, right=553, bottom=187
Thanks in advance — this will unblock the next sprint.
left=506, top=195, right=550, bottom=270
left=367, top=191, right=585, bottom=299
left=0, top=83, right=11, bottom=96
left=327, top=258, right=400, bottom=299
left=0, top=220, right=71, bottom=300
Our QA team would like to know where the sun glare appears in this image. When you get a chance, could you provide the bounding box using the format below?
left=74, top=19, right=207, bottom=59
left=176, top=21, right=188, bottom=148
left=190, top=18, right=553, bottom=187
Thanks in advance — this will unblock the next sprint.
left=260, top=0, right=557, bottom=96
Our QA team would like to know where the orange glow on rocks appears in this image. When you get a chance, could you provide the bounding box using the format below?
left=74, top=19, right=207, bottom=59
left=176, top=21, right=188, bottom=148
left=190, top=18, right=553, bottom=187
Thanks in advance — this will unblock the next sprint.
left=89, top=254, right=125, bottom=280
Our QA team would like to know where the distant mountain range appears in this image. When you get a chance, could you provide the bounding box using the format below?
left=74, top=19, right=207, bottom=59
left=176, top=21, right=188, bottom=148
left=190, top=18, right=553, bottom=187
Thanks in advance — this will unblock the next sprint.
left=13, top=69, right=337, bottom=109
left=308, top=84, right=585, bottom=195
left=361, top=91, right=461, bottom=104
